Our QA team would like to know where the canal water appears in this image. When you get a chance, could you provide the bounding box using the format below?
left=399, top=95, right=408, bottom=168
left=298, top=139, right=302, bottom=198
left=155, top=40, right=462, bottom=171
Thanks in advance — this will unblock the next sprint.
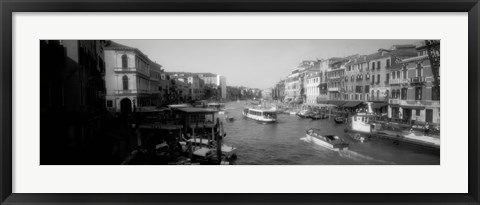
left=222, top=101, right=440, bottom=165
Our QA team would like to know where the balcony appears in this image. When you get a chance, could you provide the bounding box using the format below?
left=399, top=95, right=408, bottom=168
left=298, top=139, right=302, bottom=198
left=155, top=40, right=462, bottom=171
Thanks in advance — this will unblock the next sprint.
left=389, top=78, right=409, bottom=85
left=114, top=67, right=149, bottom=76
left=402, top=100, right=440, bottom=107
left=410, top=76, right=426, bottom=85
left=328, top=87, right=340, bottom=92
left=389, top=99, right=401, bottom=104
left=115, top=89, right=151, bottom=95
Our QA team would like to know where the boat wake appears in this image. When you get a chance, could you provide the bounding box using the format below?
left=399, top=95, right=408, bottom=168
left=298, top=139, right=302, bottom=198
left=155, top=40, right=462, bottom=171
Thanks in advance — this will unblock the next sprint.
left=300, top=137, right=394, bottom=164
left=338, top=150, right=395, bottom=165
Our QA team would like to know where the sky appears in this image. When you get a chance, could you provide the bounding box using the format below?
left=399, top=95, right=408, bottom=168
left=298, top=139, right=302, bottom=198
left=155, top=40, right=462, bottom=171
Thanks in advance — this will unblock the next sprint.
left=114, top=39, right=420, bottom=90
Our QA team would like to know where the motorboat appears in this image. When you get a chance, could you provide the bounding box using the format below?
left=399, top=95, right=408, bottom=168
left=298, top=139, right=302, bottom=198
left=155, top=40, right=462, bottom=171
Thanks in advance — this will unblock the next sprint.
left=305, top=128, right=349, bottom=151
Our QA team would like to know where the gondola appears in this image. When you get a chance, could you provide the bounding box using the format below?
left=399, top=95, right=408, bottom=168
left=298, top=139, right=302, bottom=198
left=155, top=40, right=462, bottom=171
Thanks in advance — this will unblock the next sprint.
left=334, top=116, right=345, bottom=124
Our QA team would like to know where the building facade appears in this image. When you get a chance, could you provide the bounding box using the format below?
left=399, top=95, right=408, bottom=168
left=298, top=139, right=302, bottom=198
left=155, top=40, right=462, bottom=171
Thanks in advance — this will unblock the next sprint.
left=387, top=41, right=440, bottom=124
left=305, top=72, right=320, bottom=104
left=326, top=58, right=346, bottom=100
left=40, top=40, right=107, bottom=164
left=104, top=41, right=162, bottom=113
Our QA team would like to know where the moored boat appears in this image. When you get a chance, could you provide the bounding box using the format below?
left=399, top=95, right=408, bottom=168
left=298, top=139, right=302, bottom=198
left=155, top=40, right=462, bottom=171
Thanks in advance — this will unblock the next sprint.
left=334, top=116, right=345, bottom=124
left=207, top=103, right=226, bottom=114
left=296, top=109, right=311, bottom=118
left=305, top=128, right=349, bottom=151
left=309, top=113, right=327, bottom=120
left=243, top=107, right=277, bottom=122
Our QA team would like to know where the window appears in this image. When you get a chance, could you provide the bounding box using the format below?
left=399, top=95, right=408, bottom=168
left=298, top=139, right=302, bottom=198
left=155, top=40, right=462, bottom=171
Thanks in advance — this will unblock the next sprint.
left=432, top=86, right=440, bottom=100
left=386, top=73, right=389, bottom=84
left=377, top=74, right=380, bottom=84
left=377, top=61, right=381, bottom=70
left=386, top=59, right=390, bottom=68
left=416, top=63, right=422, bottom=77
left=401, top=88, right=408, bottom=100
left=376, top=90, right=380, bottom=100
left=392, top=72, right=396, bottom=79
left=121, top=54, right=128, bottom=68
left=415, top=87, right=422, bottom=100
left=372, top=62, right=375, bottom=70
left=416, top=109, right=421, bottom=116
left=372, top=75, right=375, bottom=84
left=107, top=100, right=113, bottom=107
left=122, top=75, right=128, bottom=90
left=385, top=90, right=389, bottom=99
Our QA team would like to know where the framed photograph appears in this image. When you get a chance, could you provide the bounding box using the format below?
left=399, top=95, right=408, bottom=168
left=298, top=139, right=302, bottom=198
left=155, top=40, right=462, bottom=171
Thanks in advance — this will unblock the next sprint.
left=1, top=0, right=479, bottom=204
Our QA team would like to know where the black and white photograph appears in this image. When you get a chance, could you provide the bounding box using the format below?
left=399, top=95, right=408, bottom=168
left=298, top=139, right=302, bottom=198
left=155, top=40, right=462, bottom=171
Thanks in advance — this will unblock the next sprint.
left=40, top=39, right=440, bottom=165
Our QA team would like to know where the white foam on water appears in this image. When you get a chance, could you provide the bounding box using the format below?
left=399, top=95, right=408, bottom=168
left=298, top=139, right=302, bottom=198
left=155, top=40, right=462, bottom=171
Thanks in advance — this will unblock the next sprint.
left=338, top=149, right=395, bottom=165
left=299, top=136, right=311, bottom=143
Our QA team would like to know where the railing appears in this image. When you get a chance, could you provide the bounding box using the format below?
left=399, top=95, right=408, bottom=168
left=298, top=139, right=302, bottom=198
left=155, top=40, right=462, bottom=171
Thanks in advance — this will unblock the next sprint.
left=389, top=99, right=401, bottom=104
left=115, top=89, right=151, bottom=95
left=403, top=100, right=440, bottom=107
left=389, top=78, right=409, bottom=85
left=328, top=87, right=340, bottom=92
left=410, top=76, right=426, bottom=85
left=114, top=67, right=149, bottom=76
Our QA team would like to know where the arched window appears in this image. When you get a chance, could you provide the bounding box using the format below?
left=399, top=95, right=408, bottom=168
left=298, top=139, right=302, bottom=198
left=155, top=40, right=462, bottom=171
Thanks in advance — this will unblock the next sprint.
left=376, top=90, right=380, bottom=100
left=397, top=71, right=401, bottom=79
left=392, top=72, right=396, bottom=79
left=371, top=90, right=375, bottom=99
left=121, top=54, right=128, bottom=68
left=122, top=75, right=128, bottom=90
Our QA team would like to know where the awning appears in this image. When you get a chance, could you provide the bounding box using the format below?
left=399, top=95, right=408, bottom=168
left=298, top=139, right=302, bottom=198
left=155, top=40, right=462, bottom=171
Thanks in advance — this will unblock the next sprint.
left=342, top=101, right=363, bottom=108
left=400, top=105, right=425, bottom=110
left=371, top=102, right=388, bottom=109
left=327, top=100, right=346, bottom=106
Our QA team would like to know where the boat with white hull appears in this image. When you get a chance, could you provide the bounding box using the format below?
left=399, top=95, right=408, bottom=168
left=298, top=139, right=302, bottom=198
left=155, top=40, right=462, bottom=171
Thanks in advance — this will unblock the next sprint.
left=242, top=107, right=277, bottom=122
left=305, top=128, right=349, bottom=151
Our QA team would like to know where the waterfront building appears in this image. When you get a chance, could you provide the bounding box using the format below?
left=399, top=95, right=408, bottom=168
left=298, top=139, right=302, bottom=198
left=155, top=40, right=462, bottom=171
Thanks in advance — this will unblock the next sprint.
left=326, top=58, right=347, bottom=100
left=284, top=60, right=317, bottom=103
left=317, top=59, right=329, bottom=102
left=344, top=55, right=370, bottom=102
left=387, top=41, right=440, bottom=125
left=272, top=80, right=286, bottom=101
left=305, top=72, right=320, bottom=104
left=284, top=71, right=301, bottom=102
left=187, top=74, right=205, bottom=101
left=40, top=40, right=107, bottom=164
left=365, top=45, right=417, bottom=104
left=104, top=41, right=162, bottom=113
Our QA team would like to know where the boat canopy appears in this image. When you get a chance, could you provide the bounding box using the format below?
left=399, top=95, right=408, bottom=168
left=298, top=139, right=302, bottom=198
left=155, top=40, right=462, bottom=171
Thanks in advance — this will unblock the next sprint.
left=371, top=102, right=388, bottom=109
left=176, top=107, right=218, bottom=114
left=343, top=101, right=363, bottom=108
left=168, top=104, right=192, bottom=108
left=327, top=100, right=346, bottom=106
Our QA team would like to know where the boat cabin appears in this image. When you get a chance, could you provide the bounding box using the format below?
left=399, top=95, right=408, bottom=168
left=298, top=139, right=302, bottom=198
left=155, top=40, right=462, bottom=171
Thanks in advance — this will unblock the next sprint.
left=350, top=113, right=381, bottom=133
left=244, top=108, right=277, bottom=119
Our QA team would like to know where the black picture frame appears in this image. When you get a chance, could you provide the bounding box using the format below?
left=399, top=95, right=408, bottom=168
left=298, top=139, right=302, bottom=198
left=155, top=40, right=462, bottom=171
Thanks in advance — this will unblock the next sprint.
left=1, top=0, right=479, bottom=204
